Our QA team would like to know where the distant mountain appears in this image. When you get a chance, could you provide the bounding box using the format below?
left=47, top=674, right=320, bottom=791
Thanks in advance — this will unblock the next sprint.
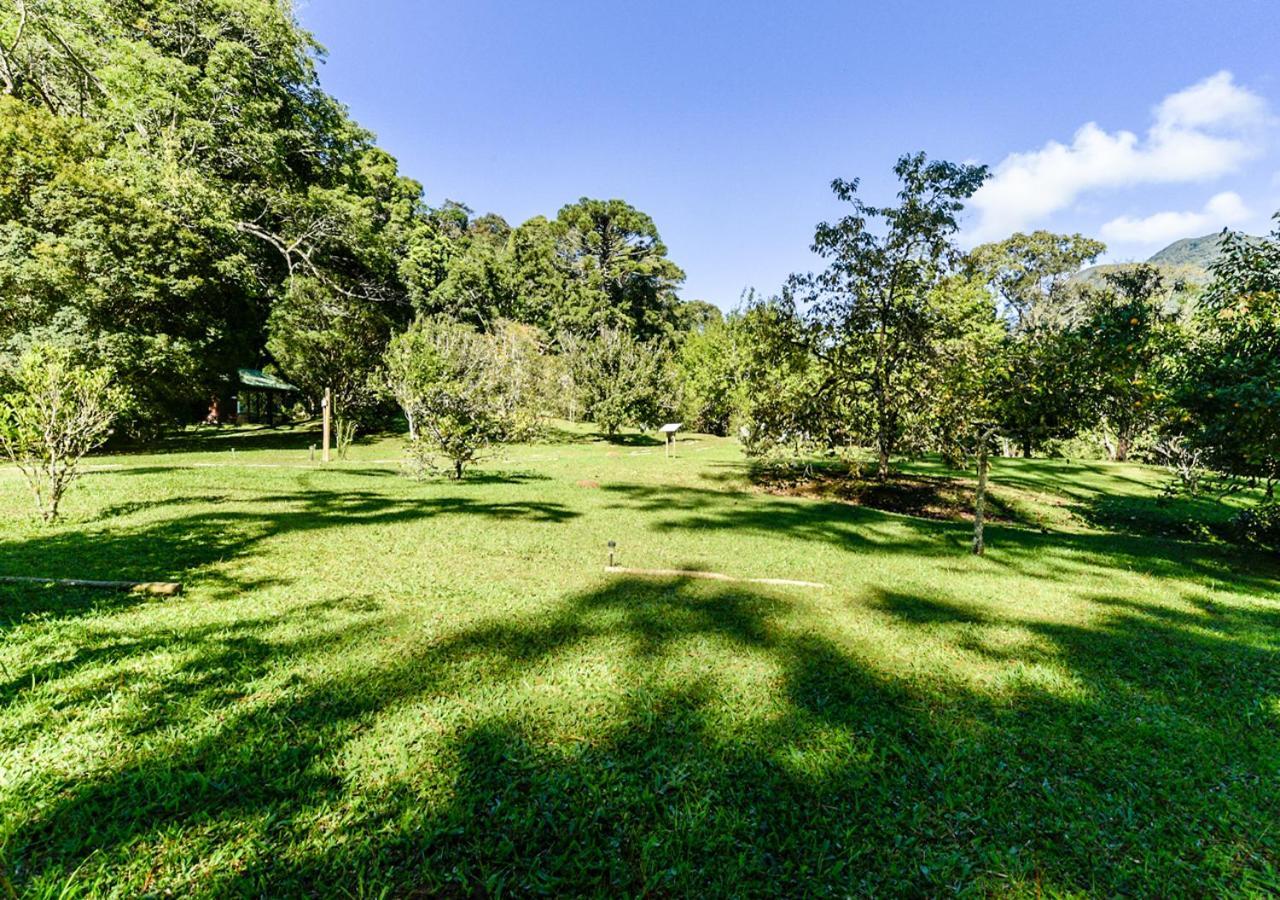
left=1073, top=231, right=1256, bottom=288
left=1147, top=232, right=1237, bottom=269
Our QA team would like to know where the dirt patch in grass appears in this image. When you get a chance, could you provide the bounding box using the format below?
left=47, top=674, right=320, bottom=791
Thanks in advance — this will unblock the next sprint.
left=752, top=466, right=1042, bottom=526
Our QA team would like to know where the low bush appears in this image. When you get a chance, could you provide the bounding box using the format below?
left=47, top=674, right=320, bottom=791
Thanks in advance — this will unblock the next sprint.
left=1231, top=502, right=1280, bottom=550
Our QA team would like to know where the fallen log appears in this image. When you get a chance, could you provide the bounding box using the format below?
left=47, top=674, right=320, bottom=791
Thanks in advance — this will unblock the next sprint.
left=0, top=576, right=182, bottom=597
left=605, top=565, right=825, bottom=589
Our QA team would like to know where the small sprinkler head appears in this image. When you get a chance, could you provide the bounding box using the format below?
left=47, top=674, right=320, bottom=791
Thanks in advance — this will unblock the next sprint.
left=607, top=540, right=617, bottom=568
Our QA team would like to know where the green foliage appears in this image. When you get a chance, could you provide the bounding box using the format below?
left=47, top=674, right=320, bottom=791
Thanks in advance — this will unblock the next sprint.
left=969, top=230, right=1105, bottom=329
left=1174, top=223, right=1280, bottom=491
left=989, top=326, right=1093, bottom=457
left=675, top=319, right=738, bottom=435
left=0, top=3, right=703, bottom=443
left=487, top=320, right=557, bottom=441
left=673, top=299, right=723, bottom=336
left=427, top=239, right=515, bottom=327
left=266, top=278, right=389, bottom=451
left=1230, top=502, right=1280, bottom=550
left=0, top=95, right=234, bottom=433
left=504, top=215, right=575, bottom=331
left=0, top=0, right=423, bottom=431
left=1078, top=265, right=1185, bottom=461
left=0, top=343, right=124, bottom=521
left=400, top=223, right=457, bottom=313
left=731, top=293, right=831, bottom=459
left=555, top=198, right=686, bottom=340
left=562, top=328, right=675, bottom=435
left=383, top=317, right=540, bottom=478
left=799, top=153, right=988, bottom=477
left=920, top=275, right=1005, bottom=463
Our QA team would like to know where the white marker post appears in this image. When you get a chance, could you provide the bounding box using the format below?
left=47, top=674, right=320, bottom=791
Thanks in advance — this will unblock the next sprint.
left=659, top=422, right=682, bottom=459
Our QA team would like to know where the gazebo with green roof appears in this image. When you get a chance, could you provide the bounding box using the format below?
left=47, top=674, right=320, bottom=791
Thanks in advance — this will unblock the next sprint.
left=230, top=368, right=298, bottom=425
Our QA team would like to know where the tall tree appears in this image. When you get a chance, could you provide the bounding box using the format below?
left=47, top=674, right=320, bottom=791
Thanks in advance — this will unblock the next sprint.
left=1175, top=222, right=1280, bottom=497
left=920, top=275, right=1006, bottom=465
left=1080, top=265, right=1184, bottom=461
left=732, top=291, right=833, bottom=458
left=0, top=0, right=424, bottom=431
left=989, top=326, right=1093, bottom=458
left=799, top=153, right=988, bottom=479
left=556, top=198, right=685, bottom=340
left=968, top=231, right=1105, bottom=330
left=505, top=216, right=575, bottom=332
left=676, top=316, right=738, bottom=435
left=427, top=239, right=514, bottom=328
left=266, top=277, right=389, bottom=454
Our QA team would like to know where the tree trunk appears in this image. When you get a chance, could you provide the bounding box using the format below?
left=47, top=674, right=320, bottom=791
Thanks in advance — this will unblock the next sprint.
left=1112, top=435, right=1130, bottom=463
left=877, top=442, right=890, bottom=481
left=972, top=441, right=989, bottom=555
left=1021, top=435, right=1032, bottom=458
left=453, top=459, right=464, bottom=480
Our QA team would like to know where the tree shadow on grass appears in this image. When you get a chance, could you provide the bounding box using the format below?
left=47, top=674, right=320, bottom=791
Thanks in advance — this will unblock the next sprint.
left=711, top=456, right=1259, bottom=548
left=601, top=481, right=1280, bottom=599
left=444, top=470, right=552, bottom=486
left=709, top=457, right=1023, bottom=523
left=115, top=424, right=322, bottom=456
left=866, top=589, right=991, bottom=625
left=0, top=490, right=580, bottom=625
left=601, top=432, right=664, bottom=447
left=1074, top=491, right=1239, bottom=542
left=7, top=573, right=1280, bottom=895
left=536, top=424, right=600, bottom=445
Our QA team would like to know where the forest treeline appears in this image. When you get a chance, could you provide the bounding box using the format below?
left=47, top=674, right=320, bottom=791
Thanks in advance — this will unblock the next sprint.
left=0, top=0, right=700, bottom=423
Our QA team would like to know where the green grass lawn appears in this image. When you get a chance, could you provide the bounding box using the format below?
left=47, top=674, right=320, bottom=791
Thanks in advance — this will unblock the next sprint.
left=1, top=424, right=1278, bottom=896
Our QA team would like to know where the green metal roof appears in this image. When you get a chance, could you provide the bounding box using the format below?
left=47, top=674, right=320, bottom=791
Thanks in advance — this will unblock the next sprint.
left=237, top=368, right=298, bottom=392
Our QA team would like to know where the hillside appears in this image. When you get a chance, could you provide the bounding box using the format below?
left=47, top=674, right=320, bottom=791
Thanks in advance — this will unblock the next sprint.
left=1073, top=230, right=1254, bottom=287
left=1148, top=231, right=1236, bottom=268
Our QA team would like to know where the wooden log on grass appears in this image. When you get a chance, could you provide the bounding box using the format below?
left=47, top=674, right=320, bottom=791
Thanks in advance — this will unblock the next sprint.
left=0, top=575, right=182, bottom=597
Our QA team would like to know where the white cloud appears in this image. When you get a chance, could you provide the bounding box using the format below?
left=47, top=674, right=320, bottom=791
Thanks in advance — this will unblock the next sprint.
left=1099, top=191, right=1251, bottom=246
left=967, top=72, right=1270, bottom=243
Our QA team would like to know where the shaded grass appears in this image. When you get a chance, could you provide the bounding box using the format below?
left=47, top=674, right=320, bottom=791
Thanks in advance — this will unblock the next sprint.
left=0, top=424, right=1278, bottom=895
left=740, top=452, right=1269, bottom=542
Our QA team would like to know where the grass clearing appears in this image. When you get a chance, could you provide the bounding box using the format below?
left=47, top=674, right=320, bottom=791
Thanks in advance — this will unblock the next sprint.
left=1, top=423, right=1278, bottom=895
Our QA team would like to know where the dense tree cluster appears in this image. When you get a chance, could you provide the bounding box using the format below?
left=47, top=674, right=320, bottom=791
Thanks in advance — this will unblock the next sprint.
left=676, top=157, right=1278, bottom=545
left=0, top=0, right=692, bottom=438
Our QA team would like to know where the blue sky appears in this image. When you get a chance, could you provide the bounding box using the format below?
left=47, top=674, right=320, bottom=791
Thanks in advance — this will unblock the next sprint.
left=297, top=0, right=1280, bottom=308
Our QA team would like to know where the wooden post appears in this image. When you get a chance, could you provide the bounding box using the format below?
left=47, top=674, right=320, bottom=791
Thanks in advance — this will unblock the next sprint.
left=322, top=387, right=332, bottom=463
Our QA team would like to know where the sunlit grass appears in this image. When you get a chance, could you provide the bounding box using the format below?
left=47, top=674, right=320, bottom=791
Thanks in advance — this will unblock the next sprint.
left=0, top=423, right=1277, bottom=895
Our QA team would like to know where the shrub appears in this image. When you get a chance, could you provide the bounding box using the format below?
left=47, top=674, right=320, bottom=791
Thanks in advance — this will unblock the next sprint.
left=0, top=344, right=125, bottom=521
left=561, top=328, right=676, bottom=435
left=1230, top=503, right=1280, bottom=550
left=384, top=318, right=538, bottom=479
